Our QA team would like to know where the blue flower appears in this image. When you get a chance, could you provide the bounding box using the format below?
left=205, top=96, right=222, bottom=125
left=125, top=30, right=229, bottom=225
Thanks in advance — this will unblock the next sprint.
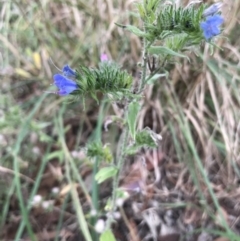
left=202, top=3, right=222, bottom=18
left=62, top=65, right=76, bottom=78
left=200, top=15, right=224, bottom=40
left=53, top=74, right=78, bottom=96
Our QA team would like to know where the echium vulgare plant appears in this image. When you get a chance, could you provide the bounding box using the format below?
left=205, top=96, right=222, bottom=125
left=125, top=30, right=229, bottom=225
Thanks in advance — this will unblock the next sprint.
left=50, top=1, right=225, bottom=240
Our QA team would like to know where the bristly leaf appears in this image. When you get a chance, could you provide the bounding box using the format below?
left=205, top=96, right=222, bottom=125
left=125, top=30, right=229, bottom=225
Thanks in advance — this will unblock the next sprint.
left=122, top=2, right=213, bottom=64
left=145, top=73, right=167, bottom=85
left=115, top=3, right=213, bottom=65
left=125, top=127, right=162, bottom=155
left=136, top=0, right=164, bottom=22
left=95, top=166, right=118, bottom=184
left=127, top=101, right=141, bottom=140
left=148, top=46, right=189, bottom=60
left=125, top=25, right=151, bottom=38
left=145, top=3, right=206, bottom=43
left=69, top=61, right=133, bottom=102
left=164, top=33, right=187, bottom=49
left=136, top=127, right=162, bottom=147
left=100, top=230, right=117, bottom=241
left=86, top=141, right=113, bottom=163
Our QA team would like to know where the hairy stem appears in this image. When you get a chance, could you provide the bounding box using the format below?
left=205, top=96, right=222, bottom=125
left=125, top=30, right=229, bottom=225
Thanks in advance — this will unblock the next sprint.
left=138, top=28, right=148, bottom=93
left=106, top=27, right=150, bottom=229
left=138, top=30, right=155, bottom=93
left=106, top=113, right=129, bottom=229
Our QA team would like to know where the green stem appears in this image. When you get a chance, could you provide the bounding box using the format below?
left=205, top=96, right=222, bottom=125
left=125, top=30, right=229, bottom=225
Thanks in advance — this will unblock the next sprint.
left=91, top=102, right=105, bottom=211
left=143, top=57, right=167, bottom=85
left=13, top=95, right=46, bottom=241
left=58, top=115, right=93, bottom=241
left=106, top=28, right=150, bottom=230
left=91, top=157, right=99, bottom=241
left=112, top=127, right=129, bottom=204
left=92, top=157, right=99, bottom=211
left=106, top=125, right=129, bottom=229
left=13, top=152, right=36, bottom=241
left=91, top=101, right=105, bottom=240
left=138, top=28, right=149, bottom=93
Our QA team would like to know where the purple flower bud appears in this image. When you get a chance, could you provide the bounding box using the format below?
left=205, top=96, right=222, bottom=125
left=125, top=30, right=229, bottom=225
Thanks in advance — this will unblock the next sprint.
left=100, top=54, right=108, bottom=62
left=62, top=65, right=76, bottom=78
left=200, top=14, right=224, bottom=40
left=53, top=74, right=78, bottom=96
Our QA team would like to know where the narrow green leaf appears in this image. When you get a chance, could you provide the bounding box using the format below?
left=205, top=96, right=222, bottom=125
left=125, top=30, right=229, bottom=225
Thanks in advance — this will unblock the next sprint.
left=136, top=3, right=146, bottom=18
left=136, top=127, right=161, bottom=148
left=146, top=73, right=167, bottom=85
left=95, top=166, right=118, bottom=184
left=100, top=229, right=116, bottom=241
left=114, top=22, right=126, bottom=28
left=125, top=128, right=162, bottom=155
left=46, top=150, right=64, bottom=161
left=125, top=145, right=140, bottom=155
left=148, top=46, right=189, bottom=60
left=127, top=101, right=140, bottom=140
left=71, top=186, right=93, bottom=241
left=125, top=25, right=149, bottom=38
left=90, top=92, right=99, bottom=104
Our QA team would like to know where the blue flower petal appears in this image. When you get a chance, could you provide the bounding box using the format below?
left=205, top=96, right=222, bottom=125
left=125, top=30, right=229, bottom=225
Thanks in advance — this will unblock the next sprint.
left=202, top=3, right=222, bottom=18
left=206, top=15, right=223, bottom=25
left=211, top=26, right=221, bottom=36
left=200, top=14, right=224, bottom=40
left=62, top=65, right=76, bottom=78
left=200, top=22, right=208, bottom=29
left=53, top=74, right=78, bottom=96
left=58, top=87, right=77, bottom=96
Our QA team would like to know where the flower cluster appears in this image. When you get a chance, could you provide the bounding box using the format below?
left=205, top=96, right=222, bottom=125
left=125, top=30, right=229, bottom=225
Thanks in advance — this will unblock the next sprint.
left=200, top=3, right=224, bottom=40
left=53, top=65, right=78, bottom=96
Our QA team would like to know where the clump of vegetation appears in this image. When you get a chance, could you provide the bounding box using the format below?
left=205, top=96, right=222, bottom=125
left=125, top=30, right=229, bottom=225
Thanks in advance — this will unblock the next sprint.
left=1, top=0, right=240, bottom=241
